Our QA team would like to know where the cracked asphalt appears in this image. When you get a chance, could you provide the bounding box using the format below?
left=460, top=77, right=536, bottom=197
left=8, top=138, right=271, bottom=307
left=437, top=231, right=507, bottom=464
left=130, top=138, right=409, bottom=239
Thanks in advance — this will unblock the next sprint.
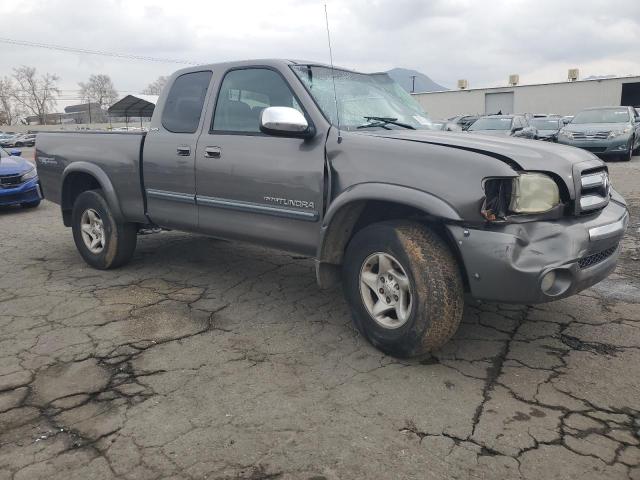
left=0, top=154, right=639, bottom=480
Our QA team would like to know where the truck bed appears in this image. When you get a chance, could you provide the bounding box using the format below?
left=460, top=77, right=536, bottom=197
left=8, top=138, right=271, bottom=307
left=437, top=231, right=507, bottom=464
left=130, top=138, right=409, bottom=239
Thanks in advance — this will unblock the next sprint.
left=37, top=131, right=148, bottom=223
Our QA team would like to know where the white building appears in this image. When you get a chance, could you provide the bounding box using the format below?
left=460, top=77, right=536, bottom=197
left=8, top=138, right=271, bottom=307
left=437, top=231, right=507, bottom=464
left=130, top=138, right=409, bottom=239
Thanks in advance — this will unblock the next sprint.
left=412, top=75, right=640, bottom=119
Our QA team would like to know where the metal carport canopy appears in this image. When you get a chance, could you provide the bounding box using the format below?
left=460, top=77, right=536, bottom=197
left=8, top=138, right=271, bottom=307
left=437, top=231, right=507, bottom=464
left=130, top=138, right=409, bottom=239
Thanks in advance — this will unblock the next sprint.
left=107, top=94, right=158, bottom=117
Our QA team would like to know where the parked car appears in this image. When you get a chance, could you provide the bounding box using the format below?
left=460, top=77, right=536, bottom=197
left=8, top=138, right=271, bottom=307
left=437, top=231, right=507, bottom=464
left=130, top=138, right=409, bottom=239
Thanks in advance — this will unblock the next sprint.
left=448, top=114, right=480, bottom=131
left=37, top=59, right=628, bottom=357
left=0, top=147, right=41, bottom=208
left=0, top=135, right=19, bottom=148
left=530, top=117, right=563, bottom=142
left=13, top=134, right=36, bottom=147
left=467, top=114, right=538, bottom=139
left=557, top=106, right=640, bottom=161
left=429, top=119, right=462, bottom=131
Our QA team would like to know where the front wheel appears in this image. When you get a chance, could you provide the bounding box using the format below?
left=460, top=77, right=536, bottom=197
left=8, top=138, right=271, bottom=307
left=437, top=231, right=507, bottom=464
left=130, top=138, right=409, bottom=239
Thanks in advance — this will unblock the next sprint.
left=342, top=221, right=464, bottom=357
left=621, top=142, right=633, bottom=162
left=71, top=189, right=137, bottom=269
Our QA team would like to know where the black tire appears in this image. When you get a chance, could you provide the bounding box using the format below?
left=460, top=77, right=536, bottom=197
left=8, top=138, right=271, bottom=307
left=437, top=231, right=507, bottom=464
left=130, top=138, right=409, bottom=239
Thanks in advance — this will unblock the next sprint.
left=15, top=142, right=23, bottom=147
left=342, top=221, right=464, bottom=357
left=632, top=136, right=639, bottom=156
left=21, top=200, right=40, bottom=209
left=71, top=189, right=137, bottom=269
left=621, top=142, right=633, bottom=162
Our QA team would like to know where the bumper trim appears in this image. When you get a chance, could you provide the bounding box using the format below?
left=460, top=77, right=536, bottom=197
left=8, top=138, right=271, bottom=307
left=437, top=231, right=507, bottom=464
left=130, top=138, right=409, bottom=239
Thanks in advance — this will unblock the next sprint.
left=588, top=212, right=629, bottom=241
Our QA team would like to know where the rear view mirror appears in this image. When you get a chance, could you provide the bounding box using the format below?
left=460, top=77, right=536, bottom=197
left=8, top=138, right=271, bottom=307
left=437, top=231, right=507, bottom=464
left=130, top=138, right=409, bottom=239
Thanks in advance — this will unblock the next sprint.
left=260, top=107, right=313, bottom=138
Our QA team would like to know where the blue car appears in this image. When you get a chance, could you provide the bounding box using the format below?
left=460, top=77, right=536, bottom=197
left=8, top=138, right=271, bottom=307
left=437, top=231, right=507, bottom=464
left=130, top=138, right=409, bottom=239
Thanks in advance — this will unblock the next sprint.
left=0, top=147, right=42, bottom=208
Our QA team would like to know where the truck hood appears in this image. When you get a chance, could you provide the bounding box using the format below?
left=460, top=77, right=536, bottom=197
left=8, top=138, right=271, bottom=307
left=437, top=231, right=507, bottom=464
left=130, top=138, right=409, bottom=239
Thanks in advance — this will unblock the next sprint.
left=0, top=155, right=32, bottom=175
left=362, top=129, right=600, bottom=173
left=564, top=122, right=629, bottom=133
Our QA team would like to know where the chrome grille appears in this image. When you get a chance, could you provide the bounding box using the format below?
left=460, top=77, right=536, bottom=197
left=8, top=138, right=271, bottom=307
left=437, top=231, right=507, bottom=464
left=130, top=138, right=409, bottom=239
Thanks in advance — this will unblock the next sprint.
left=578, top=167, right=609, bottom=213
left=0, top=174, right=23, bottom=188
left=571, top=131, right=610, bottom=140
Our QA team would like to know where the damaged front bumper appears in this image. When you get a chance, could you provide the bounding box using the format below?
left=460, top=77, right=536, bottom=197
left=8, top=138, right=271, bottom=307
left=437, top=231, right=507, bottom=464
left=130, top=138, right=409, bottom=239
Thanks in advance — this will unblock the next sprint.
left=447, top=190, right=629, bottom=303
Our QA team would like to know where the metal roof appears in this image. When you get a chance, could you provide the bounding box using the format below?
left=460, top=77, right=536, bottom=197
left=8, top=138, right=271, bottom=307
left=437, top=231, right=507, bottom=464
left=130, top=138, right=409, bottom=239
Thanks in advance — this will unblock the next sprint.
left=108, top=94, right=158, bottom=117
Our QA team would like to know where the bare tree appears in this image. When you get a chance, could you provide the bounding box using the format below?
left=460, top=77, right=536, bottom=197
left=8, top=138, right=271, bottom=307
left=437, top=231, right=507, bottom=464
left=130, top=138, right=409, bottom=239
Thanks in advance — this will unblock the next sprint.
left=11, top=66, right=60, bottom=124
left=0, top=77, right=21, bottom=125
left=78, top=74, right=118, bottom=109
left=142, top=76, right=167, bottom=95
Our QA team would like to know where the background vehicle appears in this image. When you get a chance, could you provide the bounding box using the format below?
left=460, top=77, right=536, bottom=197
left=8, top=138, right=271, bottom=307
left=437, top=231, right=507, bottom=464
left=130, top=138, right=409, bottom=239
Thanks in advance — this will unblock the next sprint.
left=429, top=119, right=462, bottom=131
left=0, top=147, right=41, bottom=208
left=557, top=106, right=640, bottom=161
left=37, top=59, right=628, bottom=357
left=448, top=114, right=480, bottom=130
left=467, top=114, right=538, bottom=139
left=531, top=117, right=563, bottom=141
left=13, top=134, right=36, bottom=147
left=0, top=135, right=19, bottom=148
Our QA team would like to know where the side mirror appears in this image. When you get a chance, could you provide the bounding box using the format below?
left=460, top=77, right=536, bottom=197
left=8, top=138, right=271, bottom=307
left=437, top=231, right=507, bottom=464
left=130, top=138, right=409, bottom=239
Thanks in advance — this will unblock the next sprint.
left=562, top=118, right=571, bottom=125
left=9, top=149, right=22, bottom=157
left=259, top=107, right=313, bottom=138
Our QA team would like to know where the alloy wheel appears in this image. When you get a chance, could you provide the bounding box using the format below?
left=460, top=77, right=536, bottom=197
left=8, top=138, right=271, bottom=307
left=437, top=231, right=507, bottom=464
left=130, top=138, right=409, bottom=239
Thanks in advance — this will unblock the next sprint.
left=80, top=208, right=105, bottom=254
left=359, top=252, right=413, bottom=329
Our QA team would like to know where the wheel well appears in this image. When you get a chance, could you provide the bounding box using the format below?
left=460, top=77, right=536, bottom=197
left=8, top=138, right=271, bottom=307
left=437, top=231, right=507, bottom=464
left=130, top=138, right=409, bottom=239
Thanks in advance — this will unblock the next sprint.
left=61, top=172, right=101, bottom=226
left=318, top=200, right=469, bottom=291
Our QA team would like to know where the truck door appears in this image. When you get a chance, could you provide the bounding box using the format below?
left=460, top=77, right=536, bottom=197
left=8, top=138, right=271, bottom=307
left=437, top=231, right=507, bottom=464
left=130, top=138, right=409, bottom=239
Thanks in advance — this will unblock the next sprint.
left=143, top=70, right=213, bottom=230
left=195, top=67, right=325, bottom=255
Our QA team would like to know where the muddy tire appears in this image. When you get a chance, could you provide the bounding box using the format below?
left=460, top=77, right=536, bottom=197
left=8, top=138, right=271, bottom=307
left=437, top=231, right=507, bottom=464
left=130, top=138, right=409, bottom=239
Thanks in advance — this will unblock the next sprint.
left=342, top=221, right=464, bottom=357
left=71, top=189, right=137, bottom=269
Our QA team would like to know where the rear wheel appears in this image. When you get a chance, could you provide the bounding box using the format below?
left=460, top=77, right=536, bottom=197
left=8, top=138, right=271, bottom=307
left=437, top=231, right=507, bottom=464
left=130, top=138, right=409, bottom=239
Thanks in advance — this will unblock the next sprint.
left=342, top=221, right=464, bottom=357
left=71, top=189, right=137, bottom=269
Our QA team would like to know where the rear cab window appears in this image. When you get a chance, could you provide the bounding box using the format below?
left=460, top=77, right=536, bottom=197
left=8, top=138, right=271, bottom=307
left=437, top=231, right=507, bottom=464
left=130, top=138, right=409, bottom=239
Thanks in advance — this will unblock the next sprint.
left=162, top=71, right=213, bottom=133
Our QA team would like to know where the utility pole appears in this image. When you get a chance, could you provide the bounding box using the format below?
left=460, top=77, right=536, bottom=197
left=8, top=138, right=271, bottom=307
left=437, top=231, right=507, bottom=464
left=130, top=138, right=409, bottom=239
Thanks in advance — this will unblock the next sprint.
left=410, top=75, right=416, bottom=93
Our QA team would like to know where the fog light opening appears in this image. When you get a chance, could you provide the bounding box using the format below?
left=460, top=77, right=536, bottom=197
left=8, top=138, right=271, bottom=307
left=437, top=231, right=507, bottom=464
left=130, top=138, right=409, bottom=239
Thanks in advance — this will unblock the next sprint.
left=541, top=271, right=556, bottom=292
left=540, top=269, right=572, bottom=297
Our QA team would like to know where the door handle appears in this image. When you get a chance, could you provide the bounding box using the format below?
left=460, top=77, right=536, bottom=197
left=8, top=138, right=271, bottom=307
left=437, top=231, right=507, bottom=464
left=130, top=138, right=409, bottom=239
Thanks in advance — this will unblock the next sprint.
left=177, top=146, right=191, bottom=156
left=204, top=146, right=222, bottom=159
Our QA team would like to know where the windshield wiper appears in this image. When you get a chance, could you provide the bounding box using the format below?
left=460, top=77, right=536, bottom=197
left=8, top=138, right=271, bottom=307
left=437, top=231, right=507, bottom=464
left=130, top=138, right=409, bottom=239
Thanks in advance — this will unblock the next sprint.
left=357, top=116, right=416, bottom=130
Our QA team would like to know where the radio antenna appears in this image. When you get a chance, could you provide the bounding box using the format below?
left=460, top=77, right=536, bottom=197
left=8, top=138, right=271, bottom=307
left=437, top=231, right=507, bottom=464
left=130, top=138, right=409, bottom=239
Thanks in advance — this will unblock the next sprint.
left=324, top=4, right=341, bottom=142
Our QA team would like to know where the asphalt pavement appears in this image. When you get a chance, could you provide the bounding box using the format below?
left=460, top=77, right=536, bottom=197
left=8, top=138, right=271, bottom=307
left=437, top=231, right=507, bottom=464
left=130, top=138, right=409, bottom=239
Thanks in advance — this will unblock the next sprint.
left=0, top=152, right=639, bottom=479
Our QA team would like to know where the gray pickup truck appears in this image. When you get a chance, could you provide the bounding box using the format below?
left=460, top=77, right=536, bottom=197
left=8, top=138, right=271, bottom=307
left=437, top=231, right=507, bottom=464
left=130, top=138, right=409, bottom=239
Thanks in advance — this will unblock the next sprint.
left=37, top=59, right=629, bottom=357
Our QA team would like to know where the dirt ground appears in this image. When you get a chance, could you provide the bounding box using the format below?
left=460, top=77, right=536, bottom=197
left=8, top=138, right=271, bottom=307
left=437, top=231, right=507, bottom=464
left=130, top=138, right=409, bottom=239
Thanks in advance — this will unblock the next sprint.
left=0, top=152, right=639, bottom=479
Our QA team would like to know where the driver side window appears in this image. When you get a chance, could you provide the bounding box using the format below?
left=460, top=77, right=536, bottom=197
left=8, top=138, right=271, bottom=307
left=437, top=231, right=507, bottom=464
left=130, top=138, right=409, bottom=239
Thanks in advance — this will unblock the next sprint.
left=212, top=68, right=302, bottom=133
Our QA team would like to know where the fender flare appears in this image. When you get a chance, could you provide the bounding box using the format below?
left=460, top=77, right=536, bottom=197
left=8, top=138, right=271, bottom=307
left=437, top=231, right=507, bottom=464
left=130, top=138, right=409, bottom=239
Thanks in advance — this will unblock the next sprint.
left=315, top=183, right=462, bottom=287
left=61, top=162, right=125, bottom=222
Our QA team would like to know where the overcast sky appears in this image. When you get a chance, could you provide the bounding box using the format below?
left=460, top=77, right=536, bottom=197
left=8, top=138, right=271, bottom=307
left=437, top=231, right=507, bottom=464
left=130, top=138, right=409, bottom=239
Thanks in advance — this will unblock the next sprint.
left=1, top=0, right=639, bottom=108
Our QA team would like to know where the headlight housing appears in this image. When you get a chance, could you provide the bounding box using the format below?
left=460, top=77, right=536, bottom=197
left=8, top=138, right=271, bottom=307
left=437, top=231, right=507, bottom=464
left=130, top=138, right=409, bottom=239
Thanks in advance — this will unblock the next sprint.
left=20, top=168, right=37, bottom=182
left=608, top=127, right=631, bottom=138
left=559, top=129, right=574, bottom=139
left=509, top=173, right=560, bottom=214
left=482, top=173, right=561, bottom=220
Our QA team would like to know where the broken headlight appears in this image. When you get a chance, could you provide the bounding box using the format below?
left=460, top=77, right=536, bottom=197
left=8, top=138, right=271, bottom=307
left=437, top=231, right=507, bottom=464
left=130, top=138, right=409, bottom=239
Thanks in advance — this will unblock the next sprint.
left=510, top=173, right=560, bottom=214
left=482, top=173, right=560, bottom=221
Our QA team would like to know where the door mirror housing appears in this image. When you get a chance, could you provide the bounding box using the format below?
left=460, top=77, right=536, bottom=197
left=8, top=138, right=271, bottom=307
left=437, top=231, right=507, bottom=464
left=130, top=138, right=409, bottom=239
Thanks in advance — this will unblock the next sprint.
left=259, top=107, right=314, bottom=138
left=9, top=149, right=22, bottom=157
